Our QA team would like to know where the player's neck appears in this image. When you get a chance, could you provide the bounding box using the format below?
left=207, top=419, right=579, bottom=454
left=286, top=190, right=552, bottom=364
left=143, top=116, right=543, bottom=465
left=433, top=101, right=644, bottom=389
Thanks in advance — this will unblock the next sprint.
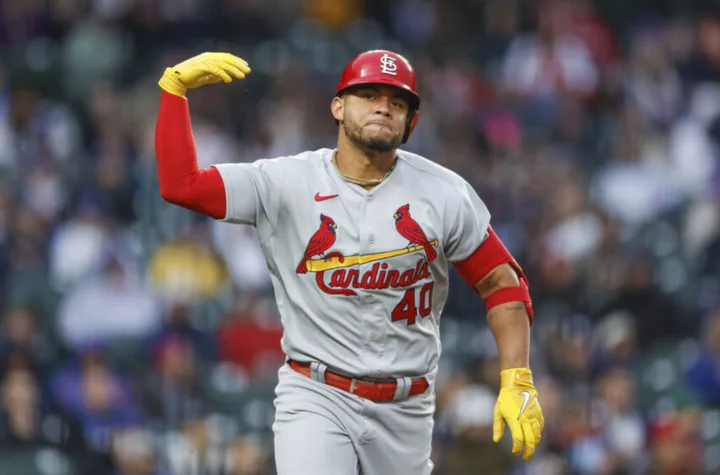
left=335, top=139, right=397, bottom=182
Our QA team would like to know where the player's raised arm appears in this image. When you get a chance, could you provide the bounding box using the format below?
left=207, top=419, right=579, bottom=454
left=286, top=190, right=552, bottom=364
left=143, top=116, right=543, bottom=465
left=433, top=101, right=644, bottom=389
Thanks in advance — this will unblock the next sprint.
left=154, top=52, right=251, bottom=219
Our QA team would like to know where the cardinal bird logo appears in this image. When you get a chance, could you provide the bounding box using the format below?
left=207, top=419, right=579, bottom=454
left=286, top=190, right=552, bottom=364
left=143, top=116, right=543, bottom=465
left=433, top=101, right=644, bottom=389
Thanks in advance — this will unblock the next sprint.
left=394, top=203, right=437, bottom=262
left=296, top=214, right=338, bottom=274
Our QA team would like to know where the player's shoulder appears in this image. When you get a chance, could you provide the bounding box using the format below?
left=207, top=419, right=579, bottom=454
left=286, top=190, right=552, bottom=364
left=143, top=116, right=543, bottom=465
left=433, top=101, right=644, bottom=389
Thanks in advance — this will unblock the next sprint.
left=254, top=148, right=332, bottom=170
left=397, top=149, right=469, bottom=188
left=244, top=149, right=331, bottom=179
left=258, top=148, right=331, bottom=164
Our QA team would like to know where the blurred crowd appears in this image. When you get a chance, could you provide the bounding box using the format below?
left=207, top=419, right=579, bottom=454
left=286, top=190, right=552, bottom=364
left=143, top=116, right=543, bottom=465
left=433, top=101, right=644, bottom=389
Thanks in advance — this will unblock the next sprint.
left=2, top=0, right=720, bottom=474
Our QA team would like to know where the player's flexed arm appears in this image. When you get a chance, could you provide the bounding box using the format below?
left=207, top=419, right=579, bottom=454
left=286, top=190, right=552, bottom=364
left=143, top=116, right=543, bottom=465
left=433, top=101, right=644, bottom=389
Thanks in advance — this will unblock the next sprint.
left=154, top=53, right=251, bottom=219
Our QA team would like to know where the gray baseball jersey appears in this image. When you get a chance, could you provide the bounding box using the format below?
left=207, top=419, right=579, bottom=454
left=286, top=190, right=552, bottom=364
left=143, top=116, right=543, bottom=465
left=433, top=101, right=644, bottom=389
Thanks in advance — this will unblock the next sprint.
left=214, top=147, right=490, bottom=385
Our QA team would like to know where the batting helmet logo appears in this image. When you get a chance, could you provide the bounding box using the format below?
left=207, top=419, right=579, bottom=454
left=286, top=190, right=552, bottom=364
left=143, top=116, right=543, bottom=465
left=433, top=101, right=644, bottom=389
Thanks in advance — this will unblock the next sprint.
left=379, top=54, right=398, bottom=76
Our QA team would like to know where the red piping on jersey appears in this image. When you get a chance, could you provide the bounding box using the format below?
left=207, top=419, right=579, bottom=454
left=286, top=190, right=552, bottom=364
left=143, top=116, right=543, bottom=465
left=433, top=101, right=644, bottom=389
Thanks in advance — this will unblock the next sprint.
left=452, top=227, right=533, bottom=323
left=155, top=91, right=227, bottom=219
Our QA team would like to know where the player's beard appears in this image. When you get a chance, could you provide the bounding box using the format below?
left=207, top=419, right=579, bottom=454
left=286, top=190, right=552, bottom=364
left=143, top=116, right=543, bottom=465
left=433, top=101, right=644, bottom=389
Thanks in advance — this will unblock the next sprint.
left=343, top=118, right=402, bottom=152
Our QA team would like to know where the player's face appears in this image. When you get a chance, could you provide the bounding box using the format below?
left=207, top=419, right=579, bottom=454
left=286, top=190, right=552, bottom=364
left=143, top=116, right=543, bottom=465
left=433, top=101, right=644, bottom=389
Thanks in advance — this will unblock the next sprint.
left=340, top=86, right=410, bottom=152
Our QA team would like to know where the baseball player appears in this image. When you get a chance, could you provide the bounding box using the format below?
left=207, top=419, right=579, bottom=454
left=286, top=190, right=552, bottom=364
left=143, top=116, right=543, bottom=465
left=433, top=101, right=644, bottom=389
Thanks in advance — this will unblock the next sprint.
left=155, top=50, right=544, bottom=474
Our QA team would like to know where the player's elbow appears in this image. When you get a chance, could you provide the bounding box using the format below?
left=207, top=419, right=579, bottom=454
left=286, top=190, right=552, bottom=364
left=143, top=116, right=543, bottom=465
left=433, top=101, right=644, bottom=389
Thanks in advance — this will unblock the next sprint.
left=474, top=263, right=520, bottom=300
left=159, top=183, right=186, bottom=206
left=158, top=173, right=196, bottom=206
left=160, top=182, right=182, bottom=204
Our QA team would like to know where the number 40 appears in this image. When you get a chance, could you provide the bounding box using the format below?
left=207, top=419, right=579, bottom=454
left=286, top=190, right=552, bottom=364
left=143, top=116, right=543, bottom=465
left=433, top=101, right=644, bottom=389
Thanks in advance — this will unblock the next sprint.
left=391, top=282, right=434, bottom=325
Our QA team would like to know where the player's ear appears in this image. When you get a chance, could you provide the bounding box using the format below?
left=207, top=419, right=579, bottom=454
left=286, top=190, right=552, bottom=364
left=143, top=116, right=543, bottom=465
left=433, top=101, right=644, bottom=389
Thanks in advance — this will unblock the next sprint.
left=331, top=96, right=344, bottom=123
left=404, top=110, right=419, bottom=142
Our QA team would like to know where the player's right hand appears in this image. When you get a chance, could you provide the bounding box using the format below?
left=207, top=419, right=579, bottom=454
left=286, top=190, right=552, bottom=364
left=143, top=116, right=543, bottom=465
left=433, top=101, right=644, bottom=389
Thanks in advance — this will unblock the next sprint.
left=158, top=52, right=251, bottom=97
left=493, top=367, right=544, bottom=461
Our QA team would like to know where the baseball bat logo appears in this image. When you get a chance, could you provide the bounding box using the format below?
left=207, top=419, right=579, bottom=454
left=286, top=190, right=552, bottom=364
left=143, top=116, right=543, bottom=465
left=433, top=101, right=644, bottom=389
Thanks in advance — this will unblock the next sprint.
left=296, top=207, right=438, bottom=296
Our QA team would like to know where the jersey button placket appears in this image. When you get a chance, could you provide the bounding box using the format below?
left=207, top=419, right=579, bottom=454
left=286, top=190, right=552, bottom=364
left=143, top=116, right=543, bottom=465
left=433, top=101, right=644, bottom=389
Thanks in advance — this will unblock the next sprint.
left=359, top=198, right=382, bottom=355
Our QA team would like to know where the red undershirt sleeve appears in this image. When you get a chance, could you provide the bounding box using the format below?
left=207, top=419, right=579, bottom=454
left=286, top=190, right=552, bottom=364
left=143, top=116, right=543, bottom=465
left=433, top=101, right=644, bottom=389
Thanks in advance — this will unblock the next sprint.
left=154, top=90, right=227, bottom=220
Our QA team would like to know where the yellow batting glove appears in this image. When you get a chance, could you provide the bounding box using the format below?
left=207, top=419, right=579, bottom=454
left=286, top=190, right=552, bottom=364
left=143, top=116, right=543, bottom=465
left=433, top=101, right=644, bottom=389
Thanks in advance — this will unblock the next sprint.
left=158, top=52, right=251, bottom=97
left=493, top=368, right=545, bottom=461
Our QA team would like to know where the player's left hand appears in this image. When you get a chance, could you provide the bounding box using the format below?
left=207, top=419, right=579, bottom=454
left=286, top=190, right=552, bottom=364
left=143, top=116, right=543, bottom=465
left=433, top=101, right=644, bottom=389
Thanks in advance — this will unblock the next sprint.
left=493, top=367, right=544, bottom=461
left=158, top=52, right=251, bottom=97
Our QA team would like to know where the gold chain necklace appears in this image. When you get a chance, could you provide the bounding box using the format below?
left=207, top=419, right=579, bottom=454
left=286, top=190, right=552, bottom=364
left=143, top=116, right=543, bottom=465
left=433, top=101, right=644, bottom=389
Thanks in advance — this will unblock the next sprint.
left=332, top=151, right=398, bottom=187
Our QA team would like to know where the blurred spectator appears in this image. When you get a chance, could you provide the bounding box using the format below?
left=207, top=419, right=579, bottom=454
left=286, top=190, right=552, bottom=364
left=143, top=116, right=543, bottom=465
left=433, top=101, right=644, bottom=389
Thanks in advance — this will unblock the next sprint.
left=304, top=0, right=364, bottom=31
left=60, top=16, right=128, bottom=103
left=149, top=303, right=218, bottom=364
left=48, top=200, right=110, bottom=292
left=0, top=306, right=56, bottom=375
left=6, top=204, right=52, bottom=275
left=390, top=0, right=438, bottom=50
left=566, top=0, right=619, bottom=69
left=50, top=349, right=143, bottom=469
left=140, top=333, right=211, bottom=431
left=591, top=311, right=638, bottom=377
left=578, top=368, right=646, bottom=473
left=0, top=84, right=81, bottom=173
left=0, top=0, right=48, bottom=45
left=698, top=212, right=720, bottom=283
left=224, top=435, right=270, bottom=475
left=501, top=0, right=598, bottom=105
left=439, top=383, right=516, bottom=474
left=211, top=222, right=272, bottom=294
left=643, top=411, right=704, bottom=475
left=667, top=83, right=720, bottom=199
left=542, top=173, right=603, bottom=263
left=0, top=365, right=84, bottom=451
left=58, top=252, right=162, bottom=350
left=678, top=13, right=720, bottom=87
left=217, top=292, right=284, bottom=384
left=624, top=25, right=683, bottom=131
left=545, top=315, right=594, bottom=402
left=149, top=228, right=229, bottom=306
left=595, top=252, right=691, bottom=349
left=110, top=428, right=169, bottom=475
left=163, top=418, right=223, bottom=475
left=86, top=83, right=141, bottom=225
left=685, top=307, right=720, bottom=407
left=591, top=106, right=683, bottom=226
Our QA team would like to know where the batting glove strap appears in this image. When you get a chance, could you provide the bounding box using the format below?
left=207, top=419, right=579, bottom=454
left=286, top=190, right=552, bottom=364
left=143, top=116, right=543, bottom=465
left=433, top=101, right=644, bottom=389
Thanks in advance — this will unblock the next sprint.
left=500, top=367, right=535, bottom=388
left=158, top=68, right=188, bottom=97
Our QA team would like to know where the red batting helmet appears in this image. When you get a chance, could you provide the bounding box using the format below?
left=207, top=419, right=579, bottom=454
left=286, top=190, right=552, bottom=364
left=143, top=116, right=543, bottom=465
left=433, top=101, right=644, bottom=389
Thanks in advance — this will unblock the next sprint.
left=335, top=50, right=420, bottom=144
